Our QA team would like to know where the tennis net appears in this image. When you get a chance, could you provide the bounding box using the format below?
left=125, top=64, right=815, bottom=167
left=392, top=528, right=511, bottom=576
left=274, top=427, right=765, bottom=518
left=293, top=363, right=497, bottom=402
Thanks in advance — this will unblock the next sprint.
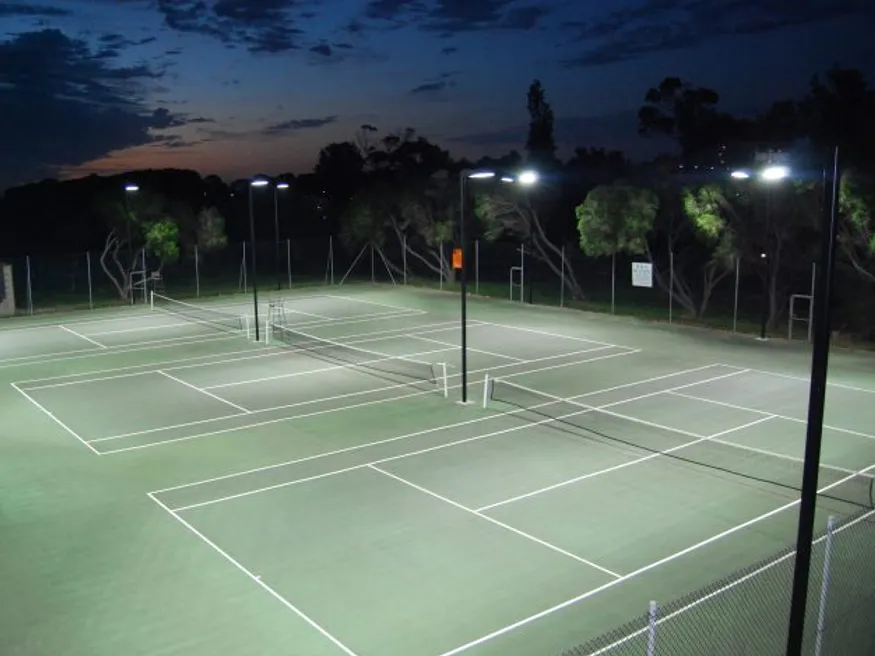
left=268, top=322, right=448, bottom=396
left=151, top=292, right=250, bottom=337
left=484, top=376, right=875, bottom=510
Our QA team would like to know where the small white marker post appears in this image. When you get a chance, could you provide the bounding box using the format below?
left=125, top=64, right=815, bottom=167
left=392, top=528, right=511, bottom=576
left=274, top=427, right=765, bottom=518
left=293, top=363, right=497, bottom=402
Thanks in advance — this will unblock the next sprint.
left=482, top=374, right=491, bottom=409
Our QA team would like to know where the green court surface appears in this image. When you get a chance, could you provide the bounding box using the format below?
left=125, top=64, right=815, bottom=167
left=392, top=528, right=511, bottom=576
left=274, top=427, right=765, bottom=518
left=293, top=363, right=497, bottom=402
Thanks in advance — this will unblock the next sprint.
left=2, top=287, right=874, bottom=656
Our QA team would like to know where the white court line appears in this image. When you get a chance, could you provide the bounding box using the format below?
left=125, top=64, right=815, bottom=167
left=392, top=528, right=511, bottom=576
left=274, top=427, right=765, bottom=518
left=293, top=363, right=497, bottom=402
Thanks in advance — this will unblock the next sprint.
left=202, top=346, right=455, bottom=390
left=369, top=465, right=621, bottom=578
left=0, top=332, right=239, bottom=369
left=585, top=507, right=875, bottom=655
left=719, top=363, right=875, bottom=395
left=162, top=364, right=732, bottom=504
left=670, top=391, right=875, bottom=442
left=58, top=325, right=107, bottom=348
left=147, top=493, right=358, bottom=656
left=96, top=346, right=623, bottom=443
left=151, top=362, right=722, bottom=495
left=0, top=308, right=153, bottom=333
left=16, top=320, right=467, bottom=389
left=158, top=371, right=252, bottom=414
left=438, top=459, right=875, bottom=656
left=476, top=417, right=775, bottom=511
left=9, top=382, right=100, bottom=455
left=100, top=349, right=640, bottom=454
left=476, top=320, right=627, bottom=349
left=407, top=335, right=524, bottom=362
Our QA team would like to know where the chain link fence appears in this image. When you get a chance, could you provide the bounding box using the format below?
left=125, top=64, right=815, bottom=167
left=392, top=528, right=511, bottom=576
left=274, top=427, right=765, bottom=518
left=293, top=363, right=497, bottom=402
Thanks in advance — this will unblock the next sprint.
left=560, top=509, right=875, bottom=656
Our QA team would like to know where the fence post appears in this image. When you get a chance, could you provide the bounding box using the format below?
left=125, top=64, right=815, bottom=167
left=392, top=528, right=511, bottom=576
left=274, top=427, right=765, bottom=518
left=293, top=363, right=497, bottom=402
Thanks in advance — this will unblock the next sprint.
left=474, top=239, right=479, bottom=295
left=439, top=242, right=444, bottom=291
left=733, top=256, right=740, bottom=332
left=25, top=254, right=33, bottom=314
left=520, top=244, right=525, bottom=303
left=194, top=244, right=200, bottom=297
left=669, top=250, right=674, bottom=323
left=647, top=600, right=658, bottom=656
left=287, top=238, right=292, bottom=289
left=611, top=252, right=616, bottom=314
left=370, top=242, right=375, bottom=283
left=86, top=251, right=93, bottom=310
left=329, top=237, right=335, bottom=285
left=814, top=516, right=836, bottom=656
left=560, top=244, right=565, bottom=308
left=241, top=242, right=248, bottom=294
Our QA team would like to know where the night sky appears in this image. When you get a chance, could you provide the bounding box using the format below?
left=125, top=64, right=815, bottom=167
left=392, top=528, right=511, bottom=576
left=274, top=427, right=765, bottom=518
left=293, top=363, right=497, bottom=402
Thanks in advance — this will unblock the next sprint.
left=1, top=0, right=873, bottom=191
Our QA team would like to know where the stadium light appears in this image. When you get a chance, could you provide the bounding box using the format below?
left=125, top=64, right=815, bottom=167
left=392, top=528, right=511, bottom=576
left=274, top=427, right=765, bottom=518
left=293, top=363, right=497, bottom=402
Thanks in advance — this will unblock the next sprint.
left=517, top=170, right=538, bottom=185
left=467, top=171, right=496, bottom=179
left=125, top=183, right=139, bottom=192
left=274, top=180, right=290, bottom=290
left=761, top=165, right=790, bottom=181
left=276, top=181, right=290, bottom=190
left=730, top=170, right=750, bottom=179
left=250, top=178, right=270, bottom=187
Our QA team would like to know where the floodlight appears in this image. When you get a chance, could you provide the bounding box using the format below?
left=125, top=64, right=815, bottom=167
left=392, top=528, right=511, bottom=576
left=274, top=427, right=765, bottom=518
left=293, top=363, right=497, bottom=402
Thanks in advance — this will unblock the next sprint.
left=517, top=170, right=538, bottom=185
left=124, top=184, right=139, bottom=192
left=468, top=171, right=496, bottom=179
left=251, top=178, right=270, bottom=187
left=500, top=176, right=514, bottom=183
left=730, top=170, right=750, bottom=179
left=761, top=165, right=789, bottom=181
left=276, top=181, right=290, bottom=189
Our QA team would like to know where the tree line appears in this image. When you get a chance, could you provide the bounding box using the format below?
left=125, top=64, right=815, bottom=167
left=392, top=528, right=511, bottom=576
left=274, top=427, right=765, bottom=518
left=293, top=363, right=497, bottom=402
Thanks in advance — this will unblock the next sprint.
left=0, top=67, right=873, bottom=336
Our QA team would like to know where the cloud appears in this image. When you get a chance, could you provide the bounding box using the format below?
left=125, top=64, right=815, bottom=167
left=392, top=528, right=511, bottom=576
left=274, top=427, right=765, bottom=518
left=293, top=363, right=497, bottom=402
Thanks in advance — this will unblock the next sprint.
left=562, top=0, right=873, bottom=67
left=0, top=29, right=203, bottom=190
left=440, top=46, right=457, bottom=54
left=409, top=70, right=458, bottom=97
left=261, top=116, right=338, bottom=135
left=360, top=0, right=551, bottom=34
left=310, top=43, right=332, bottom=56
left=155, top=0, right=310, bottom=53
left=0, top=2, right=70, bottom=17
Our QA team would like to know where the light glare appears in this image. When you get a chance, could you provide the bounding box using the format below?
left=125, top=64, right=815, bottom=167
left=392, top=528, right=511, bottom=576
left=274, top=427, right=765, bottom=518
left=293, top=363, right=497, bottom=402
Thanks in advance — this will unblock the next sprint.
left=468, top=171, right=496, bottom=179
left=276, top=182, right=290, bottom=189
left=517, top=170, right=538, bottom=185
left=251, top=179, right=270, bottom=187
left=730, top=170, right=750, bottom=179
left=124, top=184, right=139, bottom=192
left=761, top=165, right=789, bottom=181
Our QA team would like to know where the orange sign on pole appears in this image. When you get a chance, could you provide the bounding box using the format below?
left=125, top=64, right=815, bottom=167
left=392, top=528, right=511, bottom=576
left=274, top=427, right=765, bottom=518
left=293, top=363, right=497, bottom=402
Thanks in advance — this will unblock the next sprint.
left=452, top=248, right=463, bottom=270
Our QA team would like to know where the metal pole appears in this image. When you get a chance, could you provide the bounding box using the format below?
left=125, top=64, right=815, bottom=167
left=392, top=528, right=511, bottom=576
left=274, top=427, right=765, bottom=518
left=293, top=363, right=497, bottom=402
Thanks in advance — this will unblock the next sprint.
left=611, top=252, right=616, bottom=314
left=402, top=235, right=407, bottom=285
left=142, top=249, right=147, bottom=304
left=194, top=244, right=200, bottom=297
left=274, top=187, right=281, bottom=291
left=125, top=193, right=133, bottom=304
left=86, top=251, right=93, bottom=310
left=647, top=601, right=658, bottom=656
left=287, top=238, right=292, bottom=289
left=330, top=236, right=334, bottom=285
left=25, top=254, right=33, bottom=314
left=519, top=244, right=524, bottom=303
left=439, top=243, right=444, bottom=291
left=370, top=243, right=375, bottom=283
left=733, top=256, right=740, bottom=332
left=759, top=191, right=772, bottom=340
left=248, top=187, right=261, bottom=342
left=475, top=239, right=479, bottom=295
left=785, top=146, right=841, bottom=656
left=460, top=172, right=468, bottom=404
left=560, top=244, right=565, bottom=307
left=669, top=250, right=674, bottom=323
left=242, top=243, right=248, bottom=294
left=809, top=262, right=816, bottom=343
left=814, top=516, right=836, bottom=656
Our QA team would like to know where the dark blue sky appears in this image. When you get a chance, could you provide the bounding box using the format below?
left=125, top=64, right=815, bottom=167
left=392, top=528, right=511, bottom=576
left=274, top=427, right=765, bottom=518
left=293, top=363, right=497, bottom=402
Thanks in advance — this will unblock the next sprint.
left=0, top=0, right=872, bottom=190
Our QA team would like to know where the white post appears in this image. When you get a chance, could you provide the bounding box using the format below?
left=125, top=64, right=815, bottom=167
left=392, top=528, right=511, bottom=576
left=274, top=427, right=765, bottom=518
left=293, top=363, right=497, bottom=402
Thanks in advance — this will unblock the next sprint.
left=809, top=262, right=816, bottom=343
left=441, top=362, right=448, bottom=398
left=519, top=245, right=525, bottom=303
left=25, top=255, right=33, bottom=315
left=814, top=516, right=836, bottom=656
left=733, top=256, right=740, bottom=332
left=475, top=239, right=480, bottom=295
left=287, top=238, right=292, bottom=289
left=482, top=373, right=490, bottom=408
left=194, top=244, right=200, bottom=297
left=647, top=601, right=658, bottom=656
left=611, top=252, right=616, bottom=314
left=149, top=290, right=154, bottom=310
left=86, top=251, right=93, bottom=311
left=669, top=250, right=674, bottom=323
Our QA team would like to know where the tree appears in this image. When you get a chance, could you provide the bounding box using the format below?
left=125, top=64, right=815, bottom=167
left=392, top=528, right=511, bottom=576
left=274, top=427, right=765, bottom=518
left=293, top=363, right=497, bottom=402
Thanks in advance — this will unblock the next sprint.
left=838, top=170, right=875, bottom=284
left=525, top=80, right=557, bottom=168
left=637, top=77, right=732, bottom=158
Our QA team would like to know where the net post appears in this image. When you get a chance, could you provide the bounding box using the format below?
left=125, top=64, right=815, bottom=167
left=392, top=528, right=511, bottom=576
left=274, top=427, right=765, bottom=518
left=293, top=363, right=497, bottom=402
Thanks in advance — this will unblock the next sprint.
left=194, top=244, right=200, bottom=297
left=814, top=516, right=836, bottom=656
left=25, top=254, right=33, bottom=315
left=86, top=251, right=93, bottom=311
left=733, top=256, right=740, bottom=332
left=647, top=600, right=658, bottom=656
left=482, top=373, right=490, bottom=408
left=287, top=238, right=292, bottom=289
left=441, top=362, right=448, bottom=398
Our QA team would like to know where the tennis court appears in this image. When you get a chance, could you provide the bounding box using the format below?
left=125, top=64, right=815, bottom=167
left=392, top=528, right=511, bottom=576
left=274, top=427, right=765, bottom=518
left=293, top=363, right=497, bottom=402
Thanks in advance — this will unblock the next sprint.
left=2, top=286, right=874, bottom=656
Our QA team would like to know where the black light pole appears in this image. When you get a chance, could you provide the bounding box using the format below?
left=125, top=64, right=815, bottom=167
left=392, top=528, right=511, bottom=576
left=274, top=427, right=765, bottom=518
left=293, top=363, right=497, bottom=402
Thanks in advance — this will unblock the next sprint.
left=249, top=178, right=269, bottom=341
left=274, top=181, right=289, bottom=290
left=124, top=183, right=138, bottom=304
left=785, top=146, right=841, bottom=656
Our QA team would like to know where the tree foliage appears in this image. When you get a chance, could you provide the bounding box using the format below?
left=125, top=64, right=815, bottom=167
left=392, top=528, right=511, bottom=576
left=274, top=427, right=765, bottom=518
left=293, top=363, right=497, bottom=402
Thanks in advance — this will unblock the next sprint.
left=525, top=79, right=557, bottom=168
left=576, top=183, right=658, bottom=258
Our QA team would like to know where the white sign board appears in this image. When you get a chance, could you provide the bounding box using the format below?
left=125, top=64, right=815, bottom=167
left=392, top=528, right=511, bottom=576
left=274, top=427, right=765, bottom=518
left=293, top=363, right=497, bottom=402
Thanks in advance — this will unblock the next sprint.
left=631, top=262, right=653, bottom=288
